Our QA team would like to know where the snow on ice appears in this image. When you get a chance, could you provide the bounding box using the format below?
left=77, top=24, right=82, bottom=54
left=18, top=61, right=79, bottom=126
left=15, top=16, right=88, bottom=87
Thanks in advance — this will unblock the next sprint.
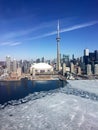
left=68, top=80, right=98, bottom=95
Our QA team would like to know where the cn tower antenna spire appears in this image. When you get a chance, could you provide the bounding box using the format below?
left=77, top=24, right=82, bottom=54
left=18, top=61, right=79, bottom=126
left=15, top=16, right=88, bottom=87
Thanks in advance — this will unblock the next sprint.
left=57, top=20, right=60, bottom=40
left=57, top=20, right=60, bottom=38
left=56, top=20, right=61, bottom=71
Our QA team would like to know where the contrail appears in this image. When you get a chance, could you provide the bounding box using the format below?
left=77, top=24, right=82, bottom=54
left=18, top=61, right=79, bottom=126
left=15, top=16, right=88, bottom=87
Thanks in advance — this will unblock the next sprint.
left=60, top=21, right=98, bottom=33
left=32, top=20, right=98, bottom=40
left=0, top=41, right=22, bottom=46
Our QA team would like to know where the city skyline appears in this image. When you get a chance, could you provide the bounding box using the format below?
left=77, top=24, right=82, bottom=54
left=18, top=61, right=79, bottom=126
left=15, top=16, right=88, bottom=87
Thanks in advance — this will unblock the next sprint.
left=0, top=0, right=98, bottom=60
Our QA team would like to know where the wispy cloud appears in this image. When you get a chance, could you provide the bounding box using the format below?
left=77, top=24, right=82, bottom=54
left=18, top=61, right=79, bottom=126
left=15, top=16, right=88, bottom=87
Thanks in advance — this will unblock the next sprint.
left=0, top=21, right=54, bottom=40
left=0, top=41, right=12, bottom=46
left=0, top=29, right=35, bottom=40
left=31, top=20, right=98, bottom=39
left=0, top=41, right=22, bottom=46
left=10, top=42, right=22, bottom=46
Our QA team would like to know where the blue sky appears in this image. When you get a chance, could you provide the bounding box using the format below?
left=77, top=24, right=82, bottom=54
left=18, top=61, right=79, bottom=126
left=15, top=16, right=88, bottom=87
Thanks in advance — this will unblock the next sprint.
left=0, top=0, right=98, bottom=60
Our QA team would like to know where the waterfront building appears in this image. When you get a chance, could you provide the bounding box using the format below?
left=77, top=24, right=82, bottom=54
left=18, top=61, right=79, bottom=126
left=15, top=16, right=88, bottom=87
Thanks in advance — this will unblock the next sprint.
left=17, top=67, right=22, bottom=77
left=0, top=66, right=4, bottom=75
left=62, top=63, right=66, bottom=76
left=80, top=62, right=86, bottom=74
left=56, top=20, right=61, bottom=71
left=30, top=63, right=53, bottom=75
left=13, top=59, right=17, bottom=72
left=86, top=64, right=92, bottom=75
left=63, top=55, right=70, bottom=66
left=70, top=62, right=74, bottom=73
left=22, top=60, right=30, bottom=73
left=77, top=66, right=81, bottom=75
left=6, top=56, right=11, bottom=73
left=32, top=68, right=35, bottom=77
left=94, top=64, right=98, bottom=75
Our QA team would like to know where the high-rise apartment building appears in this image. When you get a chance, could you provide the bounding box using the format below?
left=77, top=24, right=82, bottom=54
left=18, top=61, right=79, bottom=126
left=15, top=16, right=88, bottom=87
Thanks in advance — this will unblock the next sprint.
left=86, top=64, right=92, bottom=75
left=62, top=63, right=66, bottom=76
left=63, top=55, right=70, bottom=66
left=83, top=49, right=89, bottom=65
left=77, top=66, right=81, bottom=75
left=13, top=59, right=17, bottom=72
left=6, top=56, right=11, bottom=73
left=94, top=64, right=98, bottom=75
left=17, top=67, right=22, bottom=77
left=70, top=62, right=74, bottom=73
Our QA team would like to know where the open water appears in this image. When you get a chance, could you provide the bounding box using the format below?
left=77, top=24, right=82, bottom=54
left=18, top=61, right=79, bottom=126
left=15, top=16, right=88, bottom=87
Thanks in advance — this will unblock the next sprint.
left=0, top=79, right=66, bottom=105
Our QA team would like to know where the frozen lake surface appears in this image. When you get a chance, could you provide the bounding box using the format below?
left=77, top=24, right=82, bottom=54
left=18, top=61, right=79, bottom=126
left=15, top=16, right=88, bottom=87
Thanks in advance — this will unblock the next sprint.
left=0, top=80, right=98, bottom=130
left=68, top=80, right=98, bottom=95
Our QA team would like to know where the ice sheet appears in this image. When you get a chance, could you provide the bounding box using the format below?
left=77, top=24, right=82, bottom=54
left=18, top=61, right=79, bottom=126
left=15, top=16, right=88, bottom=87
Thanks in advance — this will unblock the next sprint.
left=0, top=92, right=98, bottom=130
left=68, top=80, right=98, bottom=94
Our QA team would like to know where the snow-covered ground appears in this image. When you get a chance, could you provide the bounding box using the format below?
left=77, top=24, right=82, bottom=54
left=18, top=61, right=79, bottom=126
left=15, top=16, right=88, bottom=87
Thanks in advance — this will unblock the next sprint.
left=0, top=80, right=98, bottom=130
left=68, top=80, right=98, bottom=95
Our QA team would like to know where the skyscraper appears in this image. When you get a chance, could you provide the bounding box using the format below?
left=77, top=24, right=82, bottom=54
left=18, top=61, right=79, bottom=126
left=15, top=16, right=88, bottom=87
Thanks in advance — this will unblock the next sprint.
left=62, top=63, right=66, bottom=76
left=86, top=64, right=92, bottom=75
left=6, top=56, right=11, bottom=73
left=63, top=54, right=70, bottom=66
left=70, top=62, right=74, bottom=73
left=83, top=49, right=89, bottom=65
left=94, top=64, right=98, bottom=75
left=95, top=50, right=98, bottom=61
left=56, top=20, right=61, bottom=71
left=84, top=48, right=89, bottom=56
left=13, top=58, right=17, bottom=72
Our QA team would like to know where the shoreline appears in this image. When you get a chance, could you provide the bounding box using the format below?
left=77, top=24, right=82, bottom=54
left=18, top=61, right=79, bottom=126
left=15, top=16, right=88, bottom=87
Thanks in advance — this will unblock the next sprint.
left=1, top=74, right=98, bottom=82
left=0, top=78, right=59, bottom=82
left=0, top=78, right=98, bottom=82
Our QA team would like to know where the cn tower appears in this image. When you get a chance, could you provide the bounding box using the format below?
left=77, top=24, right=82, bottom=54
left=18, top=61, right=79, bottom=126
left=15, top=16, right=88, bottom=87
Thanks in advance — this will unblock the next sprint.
left=56, top=20, right=61, bottom=71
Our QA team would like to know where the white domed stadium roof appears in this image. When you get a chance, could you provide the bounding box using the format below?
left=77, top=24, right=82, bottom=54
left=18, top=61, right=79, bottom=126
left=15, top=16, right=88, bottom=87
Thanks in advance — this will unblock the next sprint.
left=31, top=63, right=53, bottom=70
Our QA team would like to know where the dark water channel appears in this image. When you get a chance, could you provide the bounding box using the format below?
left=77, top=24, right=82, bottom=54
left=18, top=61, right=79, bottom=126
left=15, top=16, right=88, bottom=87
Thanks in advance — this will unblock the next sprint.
left=0, top=79, right=66, bottom=105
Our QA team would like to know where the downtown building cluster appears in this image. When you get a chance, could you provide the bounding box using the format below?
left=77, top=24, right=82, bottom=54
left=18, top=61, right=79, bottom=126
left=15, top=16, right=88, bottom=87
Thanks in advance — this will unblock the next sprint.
left=83, top=49, right=98, bottom=75
left=0, top=56, right=54, bottom=80
left=58, top=48, right=98, bottom=78
left=0, top=48, right=98, bottom=80
left=0, top=56, right=30, bottom=80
